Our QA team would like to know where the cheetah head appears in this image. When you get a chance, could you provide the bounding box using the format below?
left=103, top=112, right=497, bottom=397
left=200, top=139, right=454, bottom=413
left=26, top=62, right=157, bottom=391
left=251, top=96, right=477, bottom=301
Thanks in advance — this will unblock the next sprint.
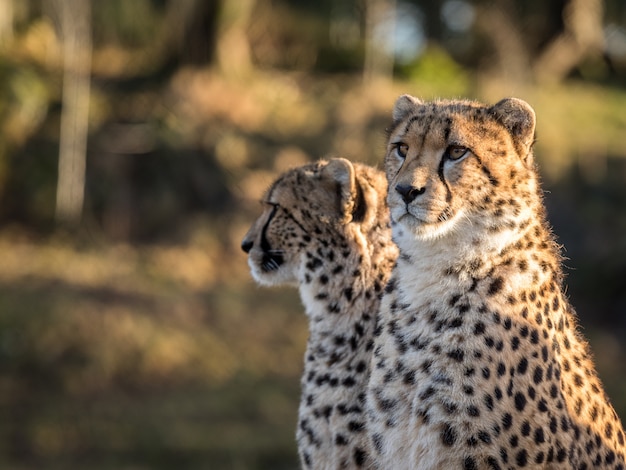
left=385, top=95, right=537, bottom=245
left=241, top=158, right=384, bottom=287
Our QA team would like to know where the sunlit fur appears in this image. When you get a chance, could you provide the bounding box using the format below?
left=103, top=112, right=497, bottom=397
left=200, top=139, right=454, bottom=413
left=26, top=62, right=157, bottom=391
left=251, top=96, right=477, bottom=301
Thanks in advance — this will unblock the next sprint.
left=367, top=95, right=626, bottom=469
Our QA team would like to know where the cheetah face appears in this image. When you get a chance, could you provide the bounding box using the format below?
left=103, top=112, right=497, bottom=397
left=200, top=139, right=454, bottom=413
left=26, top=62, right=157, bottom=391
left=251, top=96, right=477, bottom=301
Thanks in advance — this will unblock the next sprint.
left=385, top=95, right=536, bottom=243
left=241, top=158, right=372, bottom=287
left=241, top=198, right=299, bottom=286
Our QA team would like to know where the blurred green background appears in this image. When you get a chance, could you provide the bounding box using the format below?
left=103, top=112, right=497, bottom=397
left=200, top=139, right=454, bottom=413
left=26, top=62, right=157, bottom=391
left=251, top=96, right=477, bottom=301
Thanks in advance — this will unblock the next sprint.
left=0, top=0, right=625, bottom=468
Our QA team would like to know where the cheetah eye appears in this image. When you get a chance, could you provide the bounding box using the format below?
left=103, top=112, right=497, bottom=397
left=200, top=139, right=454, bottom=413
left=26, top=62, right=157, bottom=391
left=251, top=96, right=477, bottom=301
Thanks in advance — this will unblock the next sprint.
left=392, top=142, right=409, bottom=160
left=445, top=145, right=469, bottom=161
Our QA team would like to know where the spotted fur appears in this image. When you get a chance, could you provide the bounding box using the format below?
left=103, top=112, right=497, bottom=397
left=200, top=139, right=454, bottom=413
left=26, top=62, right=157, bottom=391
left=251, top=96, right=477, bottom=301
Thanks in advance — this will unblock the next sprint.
left=242, top=158, right=397, bottom=469
left=366, top=95, right=626, bottom=469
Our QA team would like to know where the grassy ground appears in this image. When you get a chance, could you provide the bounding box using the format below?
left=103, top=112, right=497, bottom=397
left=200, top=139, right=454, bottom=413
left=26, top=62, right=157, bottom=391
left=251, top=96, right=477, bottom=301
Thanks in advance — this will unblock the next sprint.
left=0, top=231, right=306, bottom=469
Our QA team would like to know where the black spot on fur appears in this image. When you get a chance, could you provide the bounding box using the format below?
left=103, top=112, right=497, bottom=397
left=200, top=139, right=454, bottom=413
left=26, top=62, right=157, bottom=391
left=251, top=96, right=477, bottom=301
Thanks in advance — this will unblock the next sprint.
left=343, top=287, right=353, bottom=301
left=487, top=456, right=502, bottom=470
left=372, top=433, right=383, bottom=453
left=327, top=302, right=340, bottom=313
left=514, top=392, right=527, bottom=411
left=517, top=357, right=528, bottom=375
left=488, top=277, right=504, bottom=295
left=348, top=421, right=365, bottom=433
left=404, top=370, right=416, bottom=385
left=448, top=349, right=465, bottom=362
left=534, top=427, right=545, bottom=444
left=502, top=413, right=512, bottom=430
left=306, top=257, right=323, bottom=271
left=420, top=386, right=435, bottom=400
left=353, top=448, right=367, bottom=466
left=342, top=376, right=356, bottom=387
left=484, top=394, right=494, bottom=411
left=464, top=456, right=477, bottom=470
left=449, top=294, right=462, bottom=306
left=441, top=423, right=457, bottom=446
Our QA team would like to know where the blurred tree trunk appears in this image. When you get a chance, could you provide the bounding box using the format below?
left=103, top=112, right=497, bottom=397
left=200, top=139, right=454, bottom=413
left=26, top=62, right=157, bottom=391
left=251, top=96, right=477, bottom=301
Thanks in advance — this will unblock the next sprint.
left=156, top=0, right=253, bottom=72
left=474, top=0, right=531, bottom=84
left=158, top=0, right=220, bottom=66
left=215, top=0, right=254, bottom=75
left=475, top=0, right=604, bottom=86
left=54, top=0, right=92, bottom=226
left=533, top=0, right=604, bottom=84
left=363, top=0, right=396, bottom=86
left=0, top=0, right=13, bottom=46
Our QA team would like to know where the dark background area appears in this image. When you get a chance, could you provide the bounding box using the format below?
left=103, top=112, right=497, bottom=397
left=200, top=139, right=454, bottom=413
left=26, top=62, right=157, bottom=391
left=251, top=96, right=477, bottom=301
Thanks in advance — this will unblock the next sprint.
left=0, top=0, right=624, bottom=468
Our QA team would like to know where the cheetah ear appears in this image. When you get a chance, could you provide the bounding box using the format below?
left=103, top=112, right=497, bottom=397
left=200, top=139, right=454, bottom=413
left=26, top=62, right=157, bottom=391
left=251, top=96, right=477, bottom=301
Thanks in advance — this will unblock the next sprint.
left=320, top=158, right=359, bottom=224
left=393, top=94, right=423, bottom=123
left=489, top=98, right=536, bottom=158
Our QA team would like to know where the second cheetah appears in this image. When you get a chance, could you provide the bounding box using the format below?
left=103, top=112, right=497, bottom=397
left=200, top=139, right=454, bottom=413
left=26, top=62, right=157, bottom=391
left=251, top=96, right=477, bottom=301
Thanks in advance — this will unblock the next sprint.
left=242, top=158, right=397, bottom=469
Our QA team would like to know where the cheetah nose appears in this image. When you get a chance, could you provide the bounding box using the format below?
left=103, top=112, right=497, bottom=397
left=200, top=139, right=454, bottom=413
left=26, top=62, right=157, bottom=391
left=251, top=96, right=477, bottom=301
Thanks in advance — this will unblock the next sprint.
left=241, top=239, right=253, bottom=253
left=395, top=184, right=425, bottom=204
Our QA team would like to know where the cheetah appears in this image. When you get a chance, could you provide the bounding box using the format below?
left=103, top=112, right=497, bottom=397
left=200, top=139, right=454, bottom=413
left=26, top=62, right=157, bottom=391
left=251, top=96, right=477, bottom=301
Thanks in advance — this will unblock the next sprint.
left=241, top=158, right=397, bottom=469
left=366, top=95, right=626, bottom=469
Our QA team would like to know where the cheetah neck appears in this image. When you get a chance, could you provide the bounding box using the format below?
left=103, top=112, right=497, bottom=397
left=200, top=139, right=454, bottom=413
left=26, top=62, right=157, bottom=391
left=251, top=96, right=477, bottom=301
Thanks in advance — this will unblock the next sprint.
left=296, top=226, right=394, bottom=363
left=396, top=217, right=526, bottom=271
left=391, top=205, right=564, bottom=308
left=294, top=227, right=395, bottom=470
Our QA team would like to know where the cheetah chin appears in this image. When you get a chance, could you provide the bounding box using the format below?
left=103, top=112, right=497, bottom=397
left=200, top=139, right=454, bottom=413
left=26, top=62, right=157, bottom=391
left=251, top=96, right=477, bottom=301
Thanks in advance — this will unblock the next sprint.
left=246, top=255, right=294, bottom=287
left=394, top=207, right=467, bottom=241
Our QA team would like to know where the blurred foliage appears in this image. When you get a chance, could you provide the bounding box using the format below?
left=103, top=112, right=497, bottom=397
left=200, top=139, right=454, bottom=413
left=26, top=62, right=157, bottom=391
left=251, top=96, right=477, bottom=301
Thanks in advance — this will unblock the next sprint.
left=0, top=0, right=624, bottom=468
left=396, top=45, right=471, bottom=96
